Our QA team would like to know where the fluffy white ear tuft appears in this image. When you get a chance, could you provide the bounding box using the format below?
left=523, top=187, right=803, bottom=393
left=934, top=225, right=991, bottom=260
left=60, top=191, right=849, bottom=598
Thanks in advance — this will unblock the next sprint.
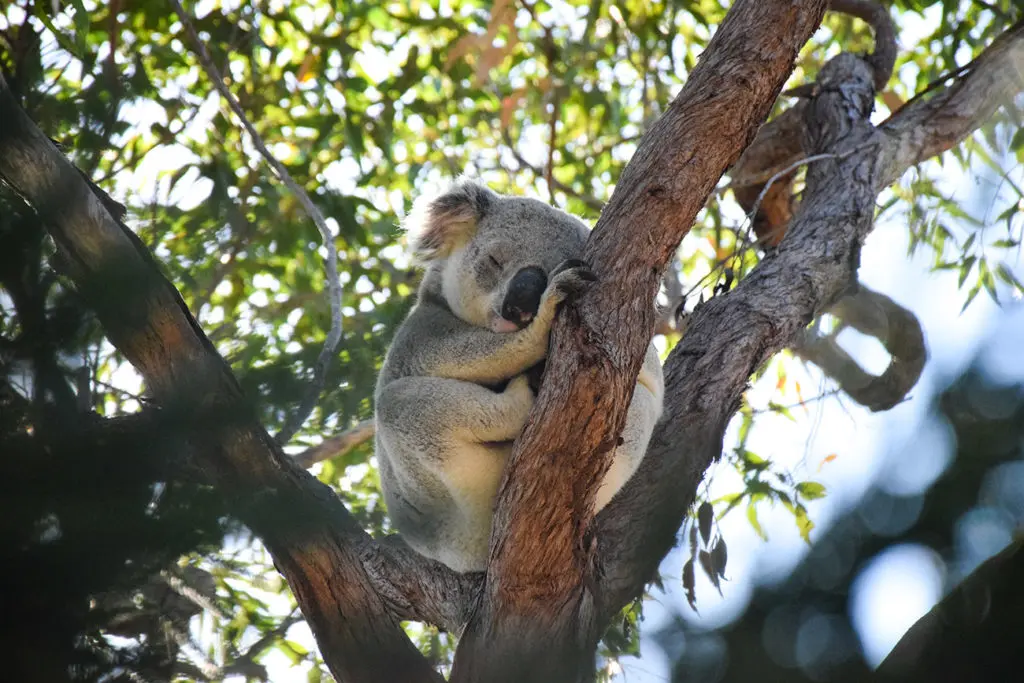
left=403, top=177, right=494, bottom=262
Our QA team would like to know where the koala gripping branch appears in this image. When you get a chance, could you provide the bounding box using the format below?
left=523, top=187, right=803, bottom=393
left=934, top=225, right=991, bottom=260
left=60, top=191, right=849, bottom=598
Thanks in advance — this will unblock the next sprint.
left=450, top=1, right=829, bottom=681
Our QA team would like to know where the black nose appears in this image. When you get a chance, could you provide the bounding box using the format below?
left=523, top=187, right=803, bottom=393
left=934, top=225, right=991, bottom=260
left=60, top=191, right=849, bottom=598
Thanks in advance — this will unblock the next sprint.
left=501, top=266, right=548, bottom=328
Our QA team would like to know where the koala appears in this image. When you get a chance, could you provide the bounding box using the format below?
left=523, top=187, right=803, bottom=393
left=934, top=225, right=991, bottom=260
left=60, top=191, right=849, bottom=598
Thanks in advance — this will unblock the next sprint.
left=375, top=179, right=664, bottom=573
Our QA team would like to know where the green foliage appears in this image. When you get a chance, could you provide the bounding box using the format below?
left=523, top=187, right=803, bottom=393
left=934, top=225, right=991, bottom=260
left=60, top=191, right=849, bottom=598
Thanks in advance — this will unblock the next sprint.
left=1, top=0, right=1020, bottom=679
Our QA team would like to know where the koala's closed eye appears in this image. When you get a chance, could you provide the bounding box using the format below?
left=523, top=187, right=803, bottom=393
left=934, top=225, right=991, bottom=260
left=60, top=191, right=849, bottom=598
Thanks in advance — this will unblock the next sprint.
left=487, top=254, right=503, bottom=269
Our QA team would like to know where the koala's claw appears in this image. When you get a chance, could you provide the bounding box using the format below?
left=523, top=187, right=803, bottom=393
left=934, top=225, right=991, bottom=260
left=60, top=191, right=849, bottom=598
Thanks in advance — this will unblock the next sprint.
left=551, top=258, right=589, bottom=276
left=550, top=259, right=597, bottom=301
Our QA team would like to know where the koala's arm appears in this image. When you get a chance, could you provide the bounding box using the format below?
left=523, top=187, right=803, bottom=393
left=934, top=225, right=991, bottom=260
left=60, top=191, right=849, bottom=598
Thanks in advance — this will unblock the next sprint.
left=394, top=261, right=592, bottom=385
left=377, top=374, right=534, bottom=450
left=392, top=300, right=549, bottom=385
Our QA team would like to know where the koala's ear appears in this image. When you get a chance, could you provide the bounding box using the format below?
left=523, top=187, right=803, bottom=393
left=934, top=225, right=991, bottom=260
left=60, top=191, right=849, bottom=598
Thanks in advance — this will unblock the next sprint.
left=403, top=178, right=495, bottom=262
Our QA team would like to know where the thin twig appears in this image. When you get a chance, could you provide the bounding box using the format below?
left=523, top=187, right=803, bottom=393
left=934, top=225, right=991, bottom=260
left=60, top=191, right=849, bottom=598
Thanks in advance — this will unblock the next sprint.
left=170, top=0, right=343, bottom=445
left=500, top=127, right=605, bottom=211
left=293, top=419, right=376, bottom=468
left=749, top=152, right=840, bottom=215
left=750, top=388, right=842, bottom=414
left=540, top=21, right=559, bottom=205
left=546, top=90, right=559, bottom=204
left=160, top=569, right=229, bottom=621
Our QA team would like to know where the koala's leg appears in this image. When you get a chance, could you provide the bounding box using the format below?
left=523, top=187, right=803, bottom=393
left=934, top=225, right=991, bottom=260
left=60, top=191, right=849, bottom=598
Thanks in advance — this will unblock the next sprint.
left=377, top=375, right=534, bottom=571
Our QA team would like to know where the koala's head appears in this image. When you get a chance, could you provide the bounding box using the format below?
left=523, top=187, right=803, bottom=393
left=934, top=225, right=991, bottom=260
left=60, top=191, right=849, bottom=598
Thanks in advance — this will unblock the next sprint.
left=404, top=178, right=589, bottom=332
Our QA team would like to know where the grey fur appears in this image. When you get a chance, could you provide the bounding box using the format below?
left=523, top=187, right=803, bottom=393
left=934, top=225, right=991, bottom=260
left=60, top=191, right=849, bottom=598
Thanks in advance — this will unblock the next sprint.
left=376, top=178, right=664, bottom=572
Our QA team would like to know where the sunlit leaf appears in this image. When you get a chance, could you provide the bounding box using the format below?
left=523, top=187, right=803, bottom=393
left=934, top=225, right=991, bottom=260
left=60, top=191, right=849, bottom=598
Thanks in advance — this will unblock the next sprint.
left=796, top=481, right=827, bottom=500
left=747, top=500, right=767, bottom=541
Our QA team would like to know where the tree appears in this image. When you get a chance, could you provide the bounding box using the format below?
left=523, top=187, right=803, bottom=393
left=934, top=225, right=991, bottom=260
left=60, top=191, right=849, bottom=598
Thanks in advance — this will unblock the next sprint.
left=0, top=0, right=1022, bottom=681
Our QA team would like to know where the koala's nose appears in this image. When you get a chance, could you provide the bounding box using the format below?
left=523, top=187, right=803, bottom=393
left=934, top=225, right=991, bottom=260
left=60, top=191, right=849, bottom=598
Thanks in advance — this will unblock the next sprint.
left=501, top=266, right=548, bottom=328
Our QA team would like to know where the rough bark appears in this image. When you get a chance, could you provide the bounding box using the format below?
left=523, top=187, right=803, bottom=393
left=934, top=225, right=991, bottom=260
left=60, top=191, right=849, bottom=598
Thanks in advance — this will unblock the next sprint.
left=595, top=17, right=1024, bottom=622
left=451, top=2, right=830, bottom=681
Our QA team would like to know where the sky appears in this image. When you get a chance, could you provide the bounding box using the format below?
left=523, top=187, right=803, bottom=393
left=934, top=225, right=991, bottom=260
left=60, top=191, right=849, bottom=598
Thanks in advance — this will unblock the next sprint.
left=12, top=0, right=1022, bottom=680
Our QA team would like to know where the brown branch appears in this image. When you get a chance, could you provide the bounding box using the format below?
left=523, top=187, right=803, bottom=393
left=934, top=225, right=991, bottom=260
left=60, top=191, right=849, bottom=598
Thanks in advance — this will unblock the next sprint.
left=597, top=48, right=882, bottom=620
left=730, top=104, right=806, bottom=247
left=293, top=419, right=375, bottom=469
left=0, top=72, right=449, bottom=683
left=874, top=539, right=1024, bottom=682
left=451, top=2, right=831, bottom=681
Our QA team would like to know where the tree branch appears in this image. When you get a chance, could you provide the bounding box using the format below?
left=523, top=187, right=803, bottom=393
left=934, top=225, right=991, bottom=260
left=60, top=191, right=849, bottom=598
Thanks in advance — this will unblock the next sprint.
left=169, top=0, right=344, bottom=446
left=793, top=285, right=926, bottom=412
left=293, top=419, right=375, bottom=469
left=828, top=0, right=897, bottom=89
left=0, top=72, right=451, bottom=683
left=874, top=539, right=1024, bottom=682
left=879, top=17, right=1024, bottom=187
left=596, top=15, right=1024, bottom=621
left=452, top=2, right=830, bottom=681
left=729, top=0, right=897, bottom=247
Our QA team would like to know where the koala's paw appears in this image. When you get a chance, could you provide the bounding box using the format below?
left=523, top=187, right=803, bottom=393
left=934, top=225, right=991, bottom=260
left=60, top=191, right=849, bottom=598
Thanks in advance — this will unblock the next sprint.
left=548, top=259, right=597, bottom=303
left=502, top=374, right=536, bottom=425
left=503, top=374, right=533, bottom=400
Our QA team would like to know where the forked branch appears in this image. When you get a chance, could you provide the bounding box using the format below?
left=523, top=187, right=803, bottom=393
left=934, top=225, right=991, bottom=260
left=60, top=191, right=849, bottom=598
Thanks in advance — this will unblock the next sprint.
left=597, top=13, right=1024, bottom=619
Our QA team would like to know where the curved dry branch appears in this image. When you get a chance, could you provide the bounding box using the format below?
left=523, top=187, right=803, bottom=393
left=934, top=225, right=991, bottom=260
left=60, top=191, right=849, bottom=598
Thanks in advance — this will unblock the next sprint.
left=169, top=0, right=344, bottom=446
left=794, top=286, right=926, bottom=412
